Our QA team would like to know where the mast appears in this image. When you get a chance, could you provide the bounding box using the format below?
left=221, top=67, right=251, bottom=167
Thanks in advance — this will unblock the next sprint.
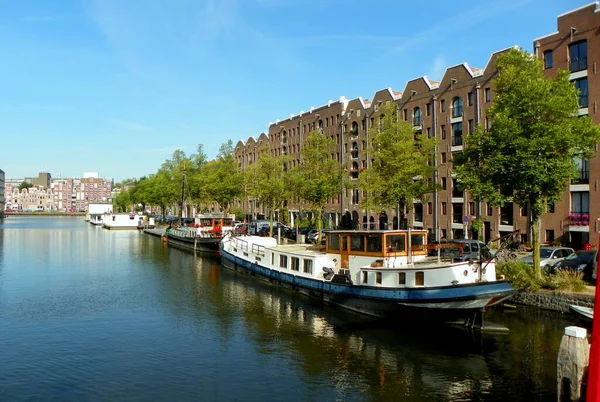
left=179, top=163, right=187, bottom=226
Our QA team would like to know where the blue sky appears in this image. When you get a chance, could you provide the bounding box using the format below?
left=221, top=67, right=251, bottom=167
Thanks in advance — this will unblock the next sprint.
left=0, top=0, right=588, bottom=182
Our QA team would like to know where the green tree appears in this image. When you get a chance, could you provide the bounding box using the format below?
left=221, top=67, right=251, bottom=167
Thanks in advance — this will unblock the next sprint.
left=359, top=103, right=437, bottom=229
left=200, top=141, right=244, bottom=212
left=18, top=181, right=33, bottom=190
left=453, top=48, right=600, bottom=277
left=295, top=131, right=344, bottom=242
left=245, top=146, right=290, bottom=236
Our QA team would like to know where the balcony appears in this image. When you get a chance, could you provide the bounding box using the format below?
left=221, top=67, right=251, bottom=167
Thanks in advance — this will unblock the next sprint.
left=572, top=169, right=589, bottom=184
left=451, top=135, right=463, bottom=146
left=570, top=57, right=587, bottom=73
left=569, top=213, right=590, bottom=226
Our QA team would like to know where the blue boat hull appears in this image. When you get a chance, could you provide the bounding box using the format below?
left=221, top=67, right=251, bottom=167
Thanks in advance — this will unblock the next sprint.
left=220, top=247, right=514, bottom=322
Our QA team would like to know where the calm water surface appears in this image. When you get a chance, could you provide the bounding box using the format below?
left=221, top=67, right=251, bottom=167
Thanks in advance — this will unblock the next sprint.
left=0, top=217, right=580, bottom=401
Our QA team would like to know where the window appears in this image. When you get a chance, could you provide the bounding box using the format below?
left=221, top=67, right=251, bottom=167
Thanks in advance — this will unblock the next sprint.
left=413, top=107, right=422, bottom=126
left=485, top=88, right=491, bottom=102
left=302, top=259, right=312, bottom=274
left=414, top=203, right=423, bottom=222
left=468, top=119, right=474, bottom=134
left=452, top=122, right=463, bottom=146
left=441, top=124, right=446, bottom=140
left=415, top=272, right=424, bottom=286
left=351, top=142, right=359, bottom=158
left=544, top=50, right=553, bottom=69
left=442, top=202, right=447, bottom=215
left=573, top=156, right=589, bottom=184
left=279, top=255, right=288, bottom=269
left=441, top=99, right=446, bottom=112
left=398, top=272, right=406, bottom=285
left=469, top=202, right=475, bottom=215
left=271, top=253, right=275, bottom=265
left=362, top=271, right=368, bottom=284
left=468, top=92, right=474, bottom=106
left=426, top=127, right=432, bottom=138
left=350, top=235, right=364, bottom=251
left=352, top=189, right=359, bottom=204
left=521, top=204, right=528, bottom=217
left=545, top=230, right=555, bottom=243
left=569, top=40, right=587, bottom=72
left=441, top=177, right=447, bottom=190
left=571, top=191, right=589, bottom=215
left=403, top=109, right=408, bottom=121
left=452, top=97, right=463, bottom=118
left=386, top=235, right=406, bottom=252
left=351, top=121, right=359, bottom=136
left=376, top=272, right=382, bottom=285
left=426, top=103, right=431, bottom=116
left=487, top=203, right=493, bottom=216
left=441, top=152, right=447, bottom=164
left=291, top=257, right=300, bottom=271
left=485, top=117, right=492, bottom=130
left=573, top=78, right=588, bottom=108
left=427, top=202, right=433, bottom=214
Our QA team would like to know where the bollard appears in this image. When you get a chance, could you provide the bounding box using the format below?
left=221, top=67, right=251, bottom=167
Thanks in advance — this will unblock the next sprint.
left=557, top=326, right=589, bottom=401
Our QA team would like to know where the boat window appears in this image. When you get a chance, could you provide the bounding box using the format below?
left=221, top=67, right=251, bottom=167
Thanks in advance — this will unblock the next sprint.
left=271, top=253, right=274, bottom=265
left=340, top=236, right=348, bottom=251
left=415, top=271, right=424, bottom=286
left=398, top=272, right=406, bottom=285
left=291, top=257, right=300, bottom=271
left=223, top=219, right=233, bottom=226
left=303, top=259, right=313, bottom=274
left=329, top=235, right=340, bottom=251
left=279, top=255, right=288, bottom=269
left=376, top=272, right=382, bottom=284
left=200, top=219, right=212, bottom=226
left=367, top=235, right=382, bottom=253
left=386, top=235, right=406, bottom=252
left=350, top=235, right=365, bottom=252
left=361, top=271, right=368, bottom=284
left=410, top=233, right=426, bottom=251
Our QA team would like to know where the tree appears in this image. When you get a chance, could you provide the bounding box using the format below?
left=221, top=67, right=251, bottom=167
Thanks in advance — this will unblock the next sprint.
left=294, top=131, right=344, bottom=242
left=359, top=103, right=437, bottom=229
left=200, top=141, right=244, bottom=212
left=18, top=181, right=33, bottom=190
left=453, top=48, right=600, bottom=278
left=245, top=146, right=290, bottom=236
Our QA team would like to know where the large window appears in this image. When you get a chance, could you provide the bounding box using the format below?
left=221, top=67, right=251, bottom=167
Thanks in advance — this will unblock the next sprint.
left=571, top=191, right=589, bottom=215
left=573, top=77, right=588, bottom=108
left=413, top=107, right=422, bottom=126
left=544, top=50, right=553, bottom=69
left=452, top=122, right=463, bottom=146
left=386, top=235, right=406, bottom=252
left=573, top=156, right=589, bottom=184
left=452, top=97, right=463, bottom=118
left=569, top=40, right=587, bottom=72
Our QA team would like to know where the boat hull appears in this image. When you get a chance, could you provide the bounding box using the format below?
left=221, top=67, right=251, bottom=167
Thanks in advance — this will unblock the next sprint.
left=166, top=231, right=221, bottom=253
left=220, top=247, right=514, bottom=322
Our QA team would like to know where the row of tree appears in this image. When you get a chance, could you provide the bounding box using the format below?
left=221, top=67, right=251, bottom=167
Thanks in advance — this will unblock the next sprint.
left=115, top=49, right=600, bottom=277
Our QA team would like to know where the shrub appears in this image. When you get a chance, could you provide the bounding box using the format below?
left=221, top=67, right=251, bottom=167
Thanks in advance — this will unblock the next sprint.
left=541, top=269, right=586, bottom=293
left=496, top=261, right=540, bottom=292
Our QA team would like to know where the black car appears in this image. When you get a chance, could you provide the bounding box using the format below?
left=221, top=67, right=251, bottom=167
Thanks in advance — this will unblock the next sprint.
left=554, top=250, right=597, bottom=281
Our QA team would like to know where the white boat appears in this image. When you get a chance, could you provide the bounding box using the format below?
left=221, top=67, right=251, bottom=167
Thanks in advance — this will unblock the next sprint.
left=87, top=202, right=113, bottom=224
left=102, top=213, right=144, bottom=230
left=220, top=229, right=515, bottom=326
left=569, top=304, right=594, bottom=323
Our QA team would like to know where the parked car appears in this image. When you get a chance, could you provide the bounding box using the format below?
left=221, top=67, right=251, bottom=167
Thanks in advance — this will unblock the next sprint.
left=520, top=247, right=575, bottom=270
left=306, top=229, right=327, bottom=244
left=257, top=223, right=292, bottom=238
left=233, top=222, right=247, bottom=234
left=554, top=250, right=598, bottom=281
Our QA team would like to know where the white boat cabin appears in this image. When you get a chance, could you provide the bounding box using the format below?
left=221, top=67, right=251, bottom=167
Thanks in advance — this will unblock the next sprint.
left=193, top=213, right=236, bottom=238
left=223, top=229, right=498, bottom=289
left=102, top=213, right=144, bottom=229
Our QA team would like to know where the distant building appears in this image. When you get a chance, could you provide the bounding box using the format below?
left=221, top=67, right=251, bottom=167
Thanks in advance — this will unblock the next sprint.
left=8, top=186, right=53, bottom=212
left=31, top=172, right=51, bottom=188
left=0, top=169, right=5, bottom=217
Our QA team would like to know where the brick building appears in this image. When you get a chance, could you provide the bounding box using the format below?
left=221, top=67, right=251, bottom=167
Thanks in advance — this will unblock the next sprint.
left=232, top=3, right=600, bottom=250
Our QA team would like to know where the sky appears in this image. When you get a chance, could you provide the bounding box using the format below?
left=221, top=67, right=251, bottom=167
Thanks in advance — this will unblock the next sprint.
left=0, top=0, right=591, bottom=182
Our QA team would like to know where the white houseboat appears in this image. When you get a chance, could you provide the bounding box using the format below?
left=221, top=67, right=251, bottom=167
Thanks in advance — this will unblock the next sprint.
left=102, top=213, right=145, bottom=230
left=87, top=202, right=113, bottom=226
left=220, top=229, right=515, bottom=327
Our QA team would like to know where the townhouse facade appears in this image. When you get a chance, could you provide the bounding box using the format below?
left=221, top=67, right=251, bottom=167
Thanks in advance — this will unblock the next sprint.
left=233, top=3, right=600, bottom=249
left=4, top=172, right=113, bottom=212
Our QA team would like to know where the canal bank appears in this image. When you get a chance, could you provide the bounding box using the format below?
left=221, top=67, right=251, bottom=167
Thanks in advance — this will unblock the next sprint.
left=510, top=289, right=595, bottom=313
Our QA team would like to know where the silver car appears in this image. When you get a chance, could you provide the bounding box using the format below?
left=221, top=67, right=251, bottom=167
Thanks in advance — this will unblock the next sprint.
left=520, top=247, right=575, bottom=269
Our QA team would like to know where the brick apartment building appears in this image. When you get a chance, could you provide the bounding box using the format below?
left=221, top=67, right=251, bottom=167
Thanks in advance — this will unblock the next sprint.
left=233, top=3, right=600, bottom=249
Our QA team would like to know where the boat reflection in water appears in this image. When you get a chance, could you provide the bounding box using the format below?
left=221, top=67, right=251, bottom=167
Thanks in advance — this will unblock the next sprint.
left=187, top=253, right=560, bottom=402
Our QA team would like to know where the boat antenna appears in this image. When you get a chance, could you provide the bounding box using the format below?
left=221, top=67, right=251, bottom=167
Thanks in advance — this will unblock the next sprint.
left=179, top=162, right=187, bottom=226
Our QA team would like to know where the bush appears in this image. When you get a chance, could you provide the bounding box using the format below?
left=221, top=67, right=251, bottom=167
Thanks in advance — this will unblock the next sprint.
left=496, top=261, right=540, bottom=292
left=540, top=269, right=586, bottom=293
left=497, top=260, right=587, bottom=293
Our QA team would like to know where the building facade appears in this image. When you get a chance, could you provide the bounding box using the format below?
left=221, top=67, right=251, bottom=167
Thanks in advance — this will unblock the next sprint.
left=232, top=3, right=600, bottom=249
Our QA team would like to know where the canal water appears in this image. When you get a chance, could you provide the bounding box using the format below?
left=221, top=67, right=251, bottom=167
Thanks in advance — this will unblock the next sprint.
left=0, top=217, right=581, bottom=401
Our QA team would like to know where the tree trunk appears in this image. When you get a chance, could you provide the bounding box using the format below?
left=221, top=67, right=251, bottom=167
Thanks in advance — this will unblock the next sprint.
left=316, top=208, right=323, bottom=244
left=531, top=214, right=541, bottom=279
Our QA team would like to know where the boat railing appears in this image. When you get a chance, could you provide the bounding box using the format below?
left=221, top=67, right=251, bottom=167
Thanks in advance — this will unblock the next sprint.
left=232, top=236, right=249, bottom=252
